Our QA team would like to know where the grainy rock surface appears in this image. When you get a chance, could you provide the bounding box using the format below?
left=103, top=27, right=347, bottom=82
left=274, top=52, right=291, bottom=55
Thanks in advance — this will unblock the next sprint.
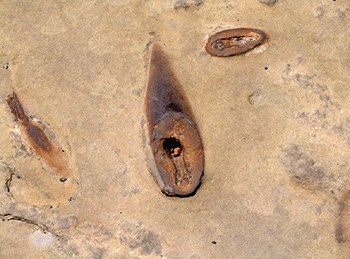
left=0, top=0, right=349, bottom=258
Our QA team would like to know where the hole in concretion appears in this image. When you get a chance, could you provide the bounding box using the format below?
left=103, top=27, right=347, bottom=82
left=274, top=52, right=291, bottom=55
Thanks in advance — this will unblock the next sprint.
left=212, top=241, right=217, bottom=244
left=163, top=138, right=182, bottom=157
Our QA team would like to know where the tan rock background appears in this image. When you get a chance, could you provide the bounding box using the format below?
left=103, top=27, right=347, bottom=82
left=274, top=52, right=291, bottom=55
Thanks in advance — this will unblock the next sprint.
left=0, top=0, right=349, bottom=258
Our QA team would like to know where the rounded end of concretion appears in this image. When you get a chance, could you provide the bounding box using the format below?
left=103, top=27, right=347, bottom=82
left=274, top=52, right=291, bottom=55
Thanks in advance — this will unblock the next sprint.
left=150, top=112, right=204, bottom=196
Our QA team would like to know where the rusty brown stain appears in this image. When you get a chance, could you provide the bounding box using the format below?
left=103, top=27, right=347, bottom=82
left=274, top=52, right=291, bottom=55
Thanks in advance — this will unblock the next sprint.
left=6, top=92, right=29, bottom=123
left=336, top=190, right=350, bottom=244
left=6, top=92, right=69, bottom=178
left=144, top=44, right=204, bottom=196
left=206, top=28, right=266, bottom=57
left=26, top=123, right=51, bottom=151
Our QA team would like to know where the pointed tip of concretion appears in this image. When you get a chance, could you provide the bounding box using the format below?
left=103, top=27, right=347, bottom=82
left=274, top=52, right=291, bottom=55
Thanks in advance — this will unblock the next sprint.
left=144, top=44, right=204, bottom=197
left=146, top=44, right=194, bottom=128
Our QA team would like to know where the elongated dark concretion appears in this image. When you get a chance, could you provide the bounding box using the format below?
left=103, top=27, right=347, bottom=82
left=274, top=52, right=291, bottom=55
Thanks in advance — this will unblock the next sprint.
left=6, top=92, right=69, bottom=179
left=144, top=44, right=204, bottom=196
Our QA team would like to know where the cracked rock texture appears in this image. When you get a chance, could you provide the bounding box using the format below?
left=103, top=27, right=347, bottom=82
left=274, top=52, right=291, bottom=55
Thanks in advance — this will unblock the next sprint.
left=0, top=0, right=350, bottom=258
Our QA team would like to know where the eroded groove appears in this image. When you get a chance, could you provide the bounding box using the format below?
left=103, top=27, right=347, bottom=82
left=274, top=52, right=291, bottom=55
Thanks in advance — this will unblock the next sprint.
left=5, top=170, right=14, bottom=193
left=0, top=213, right=57, bottom=236
left=1, top=162, right=15, bottom=196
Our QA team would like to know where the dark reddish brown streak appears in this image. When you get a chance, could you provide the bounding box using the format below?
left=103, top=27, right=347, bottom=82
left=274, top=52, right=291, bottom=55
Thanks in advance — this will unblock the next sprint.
left=206, top=28, right=266, bottom=57
left=6, top=92, right=68, bottom=178
left=6, top=92, right=29, bottom=123
left=26, top=123, right=51, bottom=151
left=6, top=92, right=51, bottom=151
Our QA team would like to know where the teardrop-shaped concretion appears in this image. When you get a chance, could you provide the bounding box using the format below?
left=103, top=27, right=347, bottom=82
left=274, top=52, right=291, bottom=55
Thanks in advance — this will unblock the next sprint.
left=206, top=28, right=266, bottom=57
left=144, top=44, right=204, bottom=196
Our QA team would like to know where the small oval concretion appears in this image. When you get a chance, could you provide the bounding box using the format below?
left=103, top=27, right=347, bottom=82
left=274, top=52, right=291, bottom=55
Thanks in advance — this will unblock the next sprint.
left=206, top=28, right=266, bottom=57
